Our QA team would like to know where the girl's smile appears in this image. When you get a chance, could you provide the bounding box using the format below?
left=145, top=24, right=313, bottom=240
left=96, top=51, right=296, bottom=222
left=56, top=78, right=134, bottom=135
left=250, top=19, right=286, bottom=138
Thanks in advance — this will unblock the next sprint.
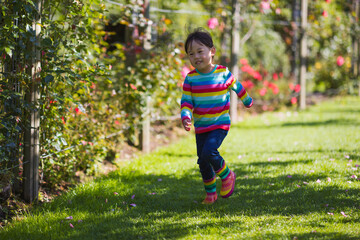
left=187, top=40, right=216, bottom=73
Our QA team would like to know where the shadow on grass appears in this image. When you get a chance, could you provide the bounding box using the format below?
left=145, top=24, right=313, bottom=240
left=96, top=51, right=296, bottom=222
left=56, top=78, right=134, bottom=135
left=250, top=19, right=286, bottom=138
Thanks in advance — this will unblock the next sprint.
left=9, top=161, right=358, bottom=239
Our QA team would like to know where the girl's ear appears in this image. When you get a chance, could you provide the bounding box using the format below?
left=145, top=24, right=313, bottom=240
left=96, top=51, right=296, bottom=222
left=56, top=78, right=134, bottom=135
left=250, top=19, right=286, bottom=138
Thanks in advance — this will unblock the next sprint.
left=211, top=47, right=216, bottom=56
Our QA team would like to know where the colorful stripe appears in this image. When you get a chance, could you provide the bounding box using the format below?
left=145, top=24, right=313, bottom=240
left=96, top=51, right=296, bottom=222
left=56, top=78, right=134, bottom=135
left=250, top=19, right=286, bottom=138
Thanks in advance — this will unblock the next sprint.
left=203, top=176, right=216, bottom=193
left=215, top=161, right=230, bottom=180
left=180, top=65, right=253, bottom=134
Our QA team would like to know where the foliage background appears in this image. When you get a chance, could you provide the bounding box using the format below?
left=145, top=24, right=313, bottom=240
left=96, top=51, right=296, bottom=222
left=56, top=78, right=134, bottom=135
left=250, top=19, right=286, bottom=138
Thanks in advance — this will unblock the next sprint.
left=0, top=0, right=358, bottom=206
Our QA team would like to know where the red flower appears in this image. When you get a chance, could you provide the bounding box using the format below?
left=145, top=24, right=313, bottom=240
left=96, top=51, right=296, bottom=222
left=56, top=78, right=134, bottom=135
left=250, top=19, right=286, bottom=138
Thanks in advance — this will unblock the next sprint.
left=62, top=117, right=66, bottom=124
left=253, top=71, right=263, bottom=81
left=75, top=107, right=81, bottom=114
left=272, top=73, right=278, bottom=81
left=294, top=84, right=301, bottom=93
left=291, top=97, right=297, bottom=105
left=242, top=80, right=254, bottom=90
left=115, top=120, right=120, bottom=125
left=241, top=65, right=254, bottom=75
left=325, top=0, right=331, bottom=3
left=322, top=10, right=328, bottom=17
left=336, top=56, right=344, bottom=66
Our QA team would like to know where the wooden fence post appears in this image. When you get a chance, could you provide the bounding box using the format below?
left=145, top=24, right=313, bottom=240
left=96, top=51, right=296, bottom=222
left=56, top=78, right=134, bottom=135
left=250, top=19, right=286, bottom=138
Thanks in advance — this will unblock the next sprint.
left=291, top=0, right=300, bottom=83
left=353, top=0, right=360, bottom=96
left=141, top=96, right=151, bottom=154
left=23, top=0, right=41, bottom=203
left=230, top=0, right=241, bottom=122
left=299, top=0, right=308, bottom=110
left=141, top=0, right=151, bottom=153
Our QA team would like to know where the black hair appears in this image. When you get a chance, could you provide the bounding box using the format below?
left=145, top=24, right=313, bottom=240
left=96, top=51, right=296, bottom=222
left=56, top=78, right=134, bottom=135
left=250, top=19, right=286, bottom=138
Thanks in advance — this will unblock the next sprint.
left=184, top=28, right=214, bottom=54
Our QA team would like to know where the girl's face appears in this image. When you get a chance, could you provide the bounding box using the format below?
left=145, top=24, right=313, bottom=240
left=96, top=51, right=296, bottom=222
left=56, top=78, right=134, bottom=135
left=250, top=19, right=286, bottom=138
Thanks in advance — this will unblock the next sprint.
left=187, top=40, right=215, bottom=73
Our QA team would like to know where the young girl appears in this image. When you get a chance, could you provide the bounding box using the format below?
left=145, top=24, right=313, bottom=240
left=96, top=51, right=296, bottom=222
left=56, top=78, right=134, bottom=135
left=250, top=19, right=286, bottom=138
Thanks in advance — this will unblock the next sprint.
left=180, top=28, right=253, bottom=204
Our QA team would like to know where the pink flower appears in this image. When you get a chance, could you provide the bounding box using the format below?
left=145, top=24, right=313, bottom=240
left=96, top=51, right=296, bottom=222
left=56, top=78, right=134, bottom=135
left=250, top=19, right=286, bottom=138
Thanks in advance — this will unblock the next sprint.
left=268, top=83, right=279, bottom=94
left=207, top=18, right=219, bottom=29
left=259, top=88, right=267, bottom=96
left=326, top=0, right=331, bottom=3
left=327, top=212, right=334, bottom=215
left=181, top=66, right=190, bottom=79
left=130, top=203, right=136, bottom=207
left=294, top=84, right=301, bottom=93
left=114, top=192, right=119, bottom=195
left=130, top=84, right=137, bottom=90
left=275, top=8, right=281, bottom=15
left=271, top=86, right=279, bottom=95
left=240, top=58, right=249, bottom=65
left=260, top=1, right=271, bottom=13
left=291, top=97, right=297, bottom=105
left=81, top=140, right=87, bottom=146
left=340, top=211, right=348, bottom=217
left=69, top=223, right=74, bottom=228
left=336, top=56, right=344, bottom=66
left=66, top=216, right=73, bottom=220
left=289, top=83, right=294, bottom=90
left=351, top=175, right=357, bottom=179
left=115, top=120, right=120, bottom=125
left=316, top=179, right=321, bottom=183
left=322, top=10, right=328, bottom=17
left=327, top=177, right=331, bottom=182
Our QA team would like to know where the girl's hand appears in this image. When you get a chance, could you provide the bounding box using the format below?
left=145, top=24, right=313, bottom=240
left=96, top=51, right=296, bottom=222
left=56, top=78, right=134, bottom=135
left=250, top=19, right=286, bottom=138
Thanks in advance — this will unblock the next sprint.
left=182, top=119, right=192, bottom=131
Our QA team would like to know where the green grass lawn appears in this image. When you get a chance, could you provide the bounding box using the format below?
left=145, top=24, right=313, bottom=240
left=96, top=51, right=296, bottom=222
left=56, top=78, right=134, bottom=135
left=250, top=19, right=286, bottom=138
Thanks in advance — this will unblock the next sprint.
left=1, top=97, right=360, bottom=240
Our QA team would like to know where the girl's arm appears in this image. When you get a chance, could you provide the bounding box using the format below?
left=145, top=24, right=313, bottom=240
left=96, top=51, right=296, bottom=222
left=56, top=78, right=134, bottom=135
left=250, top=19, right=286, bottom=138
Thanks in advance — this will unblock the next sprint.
left=225, top=69, right=253, bottom=108
left=180, top=77, right=194, bottom=130
left=232, top=81, right=253, bottom=108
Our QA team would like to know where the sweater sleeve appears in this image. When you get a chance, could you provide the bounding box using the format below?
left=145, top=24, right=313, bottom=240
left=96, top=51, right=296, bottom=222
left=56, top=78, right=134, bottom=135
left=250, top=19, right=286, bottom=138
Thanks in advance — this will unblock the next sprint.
left=180, top=77, right=194, bottom=121
left=226, top=68, right=253, bottom=108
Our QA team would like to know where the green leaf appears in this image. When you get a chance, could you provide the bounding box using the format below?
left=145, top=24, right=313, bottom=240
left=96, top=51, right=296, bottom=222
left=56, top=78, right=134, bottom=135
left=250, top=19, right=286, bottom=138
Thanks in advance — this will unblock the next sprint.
left=5, top=47, right=12, bottom=57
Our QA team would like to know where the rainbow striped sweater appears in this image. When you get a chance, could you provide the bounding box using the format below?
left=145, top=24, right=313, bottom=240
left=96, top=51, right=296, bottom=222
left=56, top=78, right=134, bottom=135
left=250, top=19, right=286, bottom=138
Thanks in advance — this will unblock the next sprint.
left=180, top=65, right=253, bottom=134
